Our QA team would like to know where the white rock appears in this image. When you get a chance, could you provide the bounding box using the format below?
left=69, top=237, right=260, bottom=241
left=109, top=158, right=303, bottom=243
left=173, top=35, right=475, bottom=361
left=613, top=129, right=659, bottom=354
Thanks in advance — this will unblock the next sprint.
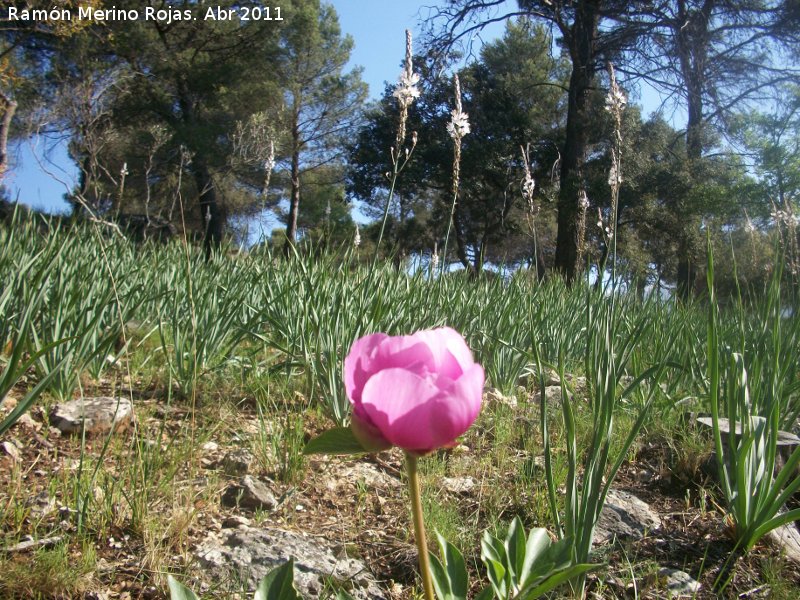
left=221, top=476, right=277, bottom=512
left=485, top=388, right=518, bottom=409
left=49, top=397, right=133, bottom=436
left=1, top=440, right=21, bottom=462
left=658, top=568, right=701, bottom=597
left=196, top=526, right=387, bottom=599
left=202, top=441, right=219, bottom=453
left=594, top=489, right=661, bottom=545
left=442, top=476, right=478, bottom=494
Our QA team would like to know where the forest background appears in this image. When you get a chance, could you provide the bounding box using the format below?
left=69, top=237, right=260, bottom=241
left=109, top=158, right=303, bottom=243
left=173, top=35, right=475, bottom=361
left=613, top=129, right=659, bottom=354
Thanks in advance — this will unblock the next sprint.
left=2, top=0, right=800, bottom=297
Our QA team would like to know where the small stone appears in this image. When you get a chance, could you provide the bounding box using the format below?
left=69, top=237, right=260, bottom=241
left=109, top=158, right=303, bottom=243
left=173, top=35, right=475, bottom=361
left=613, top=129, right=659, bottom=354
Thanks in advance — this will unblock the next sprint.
left=1, top=441, right=20, bottom=462
left=335, top=462, right=401, bottom=490
left=636, top=469, right=656, bottom=483
left=222, top=448, right=254, bottom=477
left=658, top=568, right=701, bottom=597
left=49, top=397, right=133, bottom=436
left=1, top=394, right=18, bottom=413
left=27, top=492, right=56, bottom=517
left=221, top=515, right=251, bottom=529
left=15, top=413, right=41, bottom=431
left=485, top=388, right=518, bottom=409
left=536, top=386, right=567, bottom=407
left=95, top=558, right=113, bottom=573
left=202, top=441, right=219, bottom=453
left=546, top=370, right=561, bottom=386
left=442, top=476, right=477, bottom=494
left=594, top=489, right=661, bottom=545
left=221, top=476, right=277, bottom=512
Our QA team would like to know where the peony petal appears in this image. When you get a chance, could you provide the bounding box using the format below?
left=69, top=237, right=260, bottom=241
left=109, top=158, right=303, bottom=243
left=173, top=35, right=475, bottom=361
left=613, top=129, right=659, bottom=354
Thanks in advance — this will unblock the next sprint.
left=360, top=364, right=484, bottom=453
left=344, top=333, right=387, bottom=404
left=424, top=363, right=484, bottom=449
left=413, top=327, right=475, bottom=379
left=359, top=368, right=443, bottom=451
left=372, top=335, right=437, bottom=375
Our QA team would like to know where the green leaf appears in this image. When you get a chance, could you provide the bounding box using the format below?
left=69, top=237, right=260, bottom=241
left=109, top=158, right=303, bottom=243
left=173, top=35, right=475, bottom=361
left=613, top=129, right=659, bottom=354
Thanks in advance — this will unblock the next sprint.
left=481, top=531, right=505, bottom=565
left=484, top=558, right=507, bottom=599
left=428, top=550, right=451, bottom=600
left=504, top=517, right=526, bottom=586
left=749, top=508, right=800, bottom=548
left=518, top=564, right=598, bottom=599
left=167, top=575, right=201, bottom=600
left=519, top=528, right=552, bottom=587
left=254, top=559, right=299, bottom=600
left=436, top=532, right=468, bottom=600
left=303, top=427, right=367, bottom=455
left=475, top=586, right=494, bottom=600
left=334, top=591, right=357, bottom=600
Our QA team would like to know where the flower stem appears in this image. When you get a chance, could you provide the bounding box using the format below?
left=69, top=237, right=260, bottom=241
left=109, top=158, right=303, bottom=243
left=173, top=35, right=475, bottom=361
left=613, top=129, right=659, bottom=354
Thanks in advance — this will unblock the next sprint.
left=405, top=453, right=435, bottom=600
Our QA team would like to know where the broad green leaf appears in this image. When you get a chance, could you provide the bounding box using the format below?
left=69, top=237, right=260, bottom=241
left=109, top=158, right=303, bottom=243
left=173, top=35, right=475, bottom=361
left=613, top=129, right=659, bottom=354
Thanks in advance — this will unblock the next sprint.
left=303, top=427, right=366, bottom=455
left=254, top=559, right=299, bottom=600
left=167, top=575, right=201, bottom=600
left=484, top=558, right=507, bottom=599
left=749, top=508, right=800, bottom=548
left=518, top=564, right=598, bottom=599
left=428, top=550, right=451, bottom=600
left=504, top=517, right=526, bottom=586
left=519, top=528, right=552, bottom=587
left=474, top=586, right=494, bottom=600
left=437, top=532, right=468, bottom=600
left=481, top=531, right=505, bottom=565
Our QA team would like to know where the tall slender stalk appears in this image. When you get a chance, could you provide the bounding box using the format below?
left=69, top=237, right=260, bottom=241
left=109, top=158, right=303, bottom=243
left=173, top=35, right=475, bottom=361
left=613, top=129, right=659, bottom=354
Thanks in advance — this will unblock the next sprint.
left=405, top=453, right=435, bottom=600
left=373, top=30, right=418, bottom=268
left=441, top=74, right=470, bottom=275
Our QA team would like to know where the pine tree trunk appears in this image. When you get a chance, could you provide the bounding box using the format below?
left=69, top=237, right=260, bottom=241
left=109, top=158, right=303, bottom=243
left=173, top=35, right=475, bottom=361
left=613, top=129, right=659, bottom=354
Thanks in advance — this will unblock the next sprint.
left=553, top=0, right=600, bottom=284
left=191, top=159, right=224, bottom=260
left=176, top=85, right=224, bottom=258
left=0, top=92, right=17, bottom=182
left=674, top=0, right=712, bottom=300
left=284, top=118, right=301, bottom=256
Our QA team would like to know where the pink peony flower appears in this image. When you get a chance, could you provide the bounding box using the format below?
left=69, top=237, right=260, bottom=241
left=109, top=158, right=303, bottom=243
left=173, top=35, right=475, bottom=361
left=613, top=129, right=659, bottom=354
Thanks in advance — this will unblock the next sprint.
left=344, top=327, right=484, bottom=454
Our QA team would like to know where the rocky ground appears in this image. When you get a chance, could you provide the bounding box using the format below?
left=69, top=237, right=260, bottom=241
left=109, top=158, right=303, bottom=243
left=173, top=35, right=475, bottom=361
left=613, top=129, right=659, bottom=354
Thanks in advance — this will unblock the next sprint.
left=2, top=384, right=800, bottom=599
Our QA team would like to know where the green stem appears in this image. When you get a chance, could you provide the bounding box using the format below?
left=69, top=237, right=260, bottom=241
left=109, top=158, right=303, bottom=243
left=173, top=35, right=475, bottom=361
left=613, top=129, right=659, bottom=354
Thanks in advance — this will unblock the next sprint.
left=405, top=453, right=435, bottom=600
left=440, top=189, right=458, bottom=277
left=372, top=161, right=400, bottom=271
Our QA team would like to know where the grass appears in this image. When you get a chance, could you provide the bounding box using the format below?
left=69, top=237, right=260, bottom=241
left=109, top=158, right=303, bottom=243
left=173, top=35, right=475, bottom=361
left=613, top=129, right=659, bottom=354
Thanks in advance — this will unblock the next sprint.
left=0, top=539, right=96, bottom=599
left=1, top=217, right=800, bottom=598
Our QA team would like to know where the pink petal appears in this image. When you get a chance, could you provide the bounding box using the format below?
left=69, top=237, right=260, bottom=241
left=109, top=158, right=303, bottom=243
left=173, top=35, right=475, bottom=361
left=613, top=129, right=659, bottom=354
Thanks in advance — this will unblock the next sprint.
left=360, top=364, right=484, bottom=453
left=360, top=368, right=444, bottom=451
left=372, top=335, right=437, bottom=375
left=344, top=333, right=387, bottom=404
left=425, top=363, right=484, bottom=448
left=414, top=327, right=475, bottom=379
